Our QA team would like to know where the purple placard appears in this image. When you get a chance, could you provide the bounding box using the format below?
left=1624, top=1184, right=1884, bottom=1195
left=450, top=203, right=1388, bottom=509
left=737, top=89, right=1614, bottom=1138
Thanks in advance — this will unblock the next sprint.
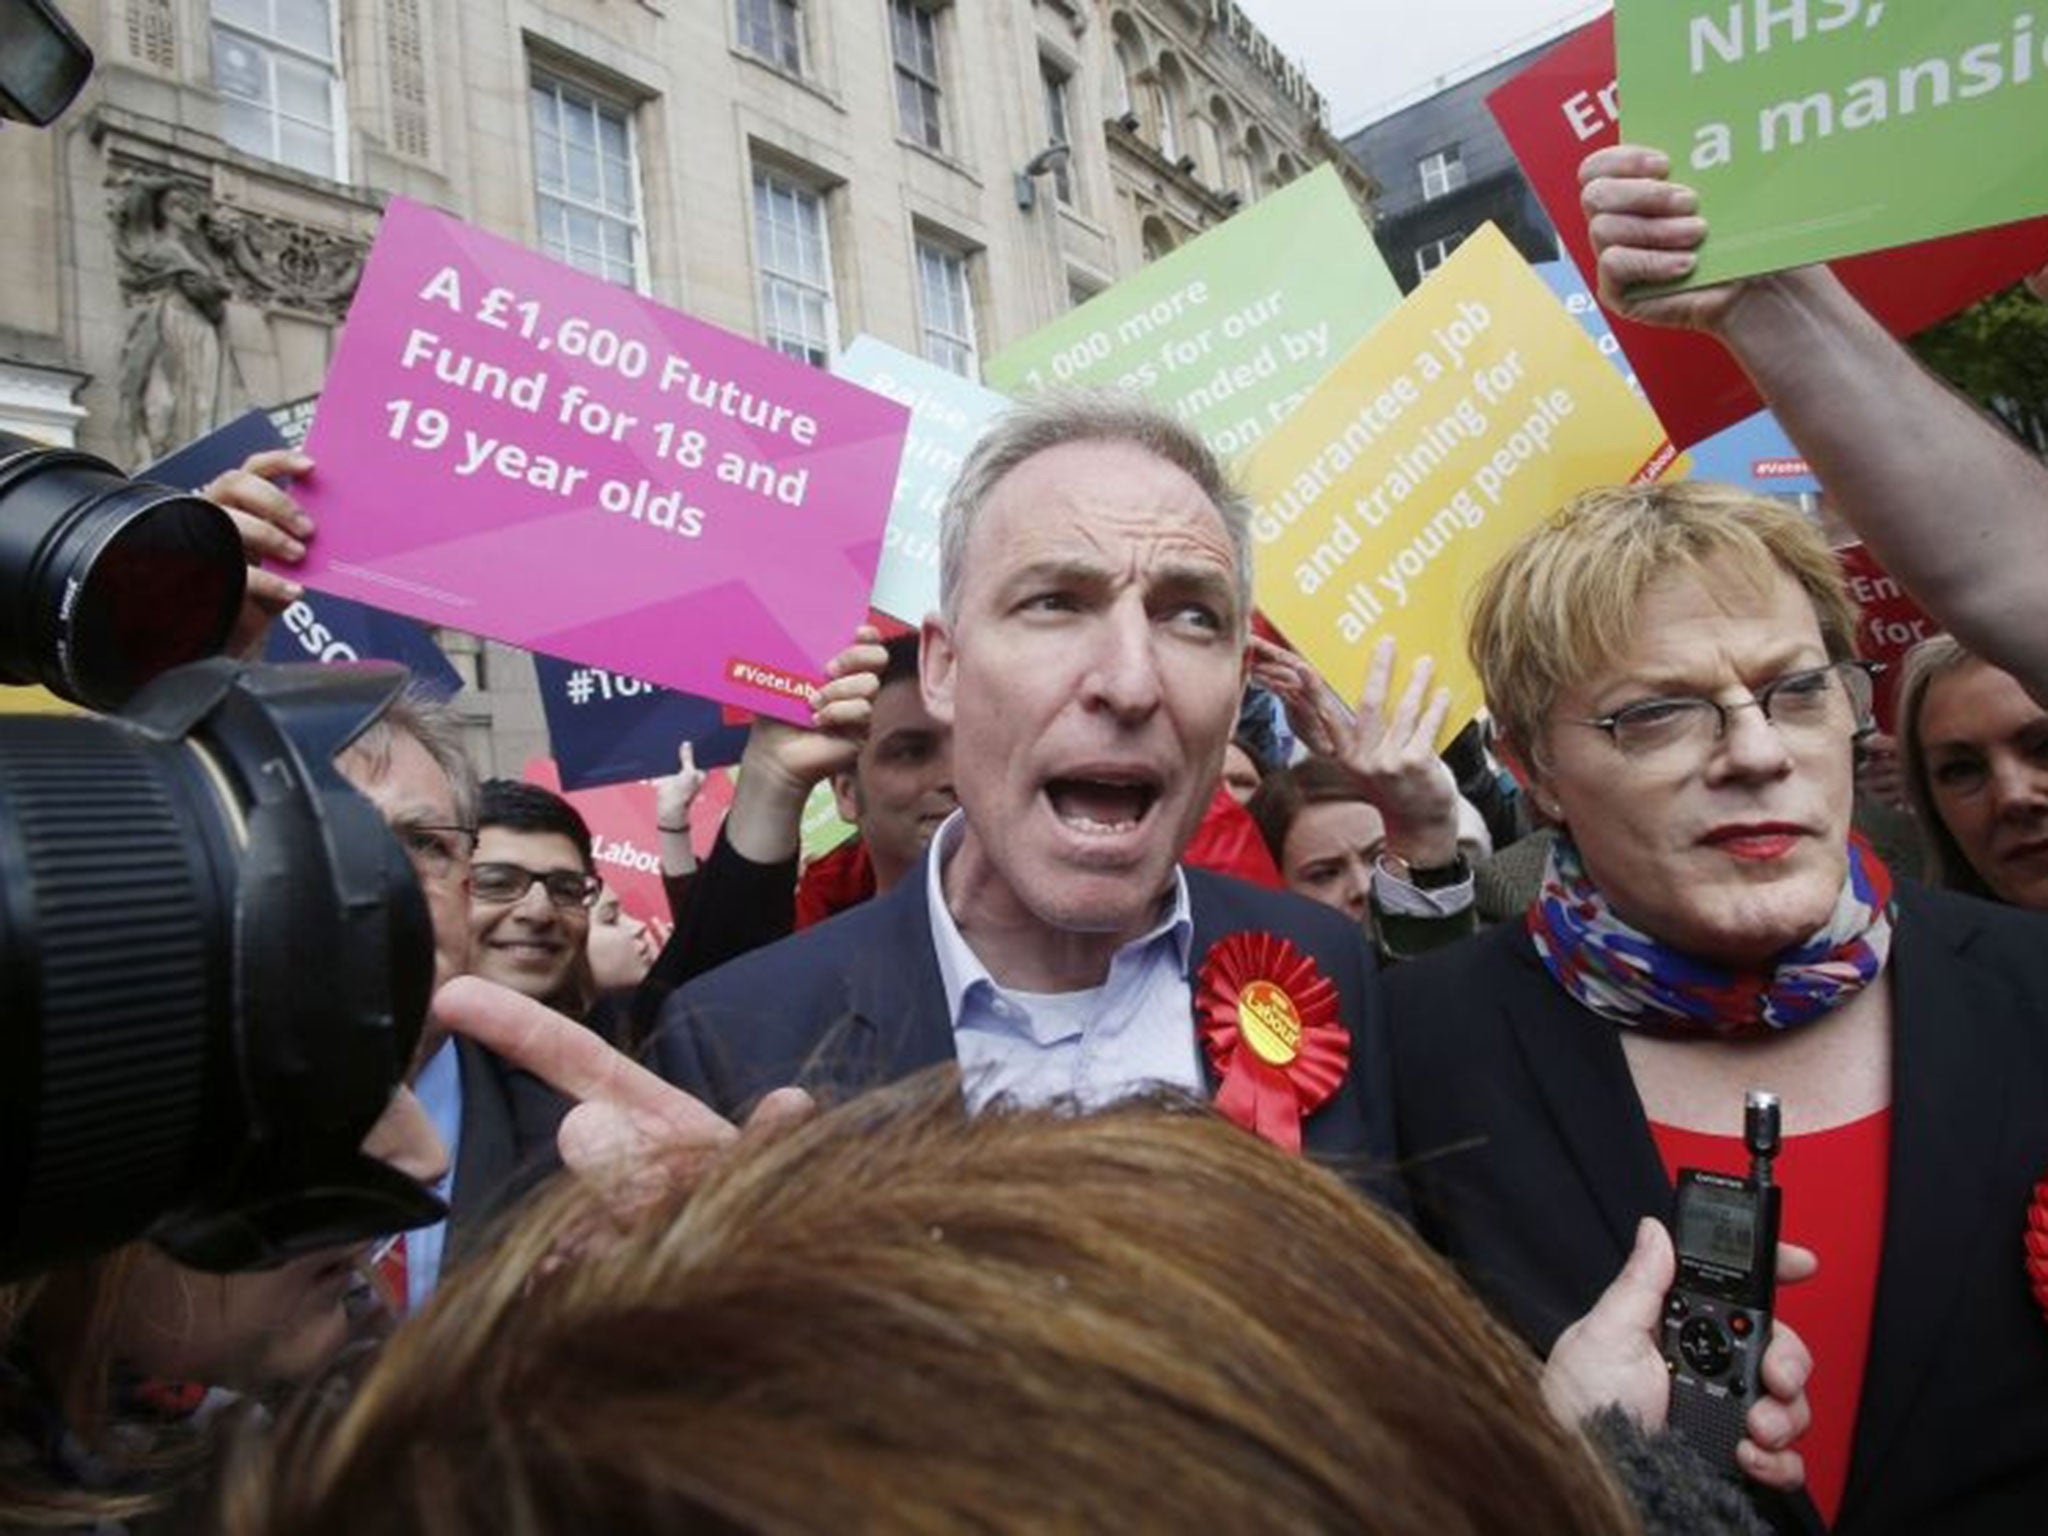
left=293, top=198, right=908, bottom=723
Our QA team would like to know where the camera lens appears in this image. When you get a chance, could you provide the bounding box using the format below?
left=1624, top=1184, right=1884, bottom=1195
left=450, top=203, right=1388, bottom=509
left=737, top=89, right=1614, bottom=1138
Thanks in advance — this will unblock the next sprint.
left=0, top=432, right=246, bottom=711
left=0, top=661, right=444, bottom=1279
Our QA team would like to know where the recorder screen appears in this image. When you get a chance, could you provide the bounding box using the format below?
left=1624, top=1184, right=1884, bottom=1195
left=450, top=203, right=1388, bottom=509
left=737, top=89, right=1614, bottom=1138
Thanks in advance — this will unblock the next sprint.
left=1677, top=1183, right=1756, bottom=1272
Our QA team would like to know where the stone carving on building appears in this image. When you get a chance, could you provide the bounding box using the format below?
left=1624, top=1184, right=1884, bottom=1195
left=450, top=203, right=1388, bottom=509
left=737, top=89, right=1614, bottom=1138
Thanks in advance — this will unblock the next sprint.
left=114, top=176, right=239, bottom=464
left=204, top=206, right=367, bottom=316
left=387, top=0, right=435, bottom=163
left=111, top=171, right=367, bottom=462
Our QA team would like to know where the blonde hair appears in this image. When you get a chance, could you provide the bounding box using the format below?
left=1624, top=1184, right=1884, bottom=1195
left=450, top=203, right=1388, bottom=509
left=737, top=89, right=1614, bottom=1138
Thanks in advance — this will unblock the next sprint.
left=1896, top=634, right=1996, bottom=899
left=1468, top=482, right=1859, bottom=762
left=223, top=1077, right=1638, bottom=1536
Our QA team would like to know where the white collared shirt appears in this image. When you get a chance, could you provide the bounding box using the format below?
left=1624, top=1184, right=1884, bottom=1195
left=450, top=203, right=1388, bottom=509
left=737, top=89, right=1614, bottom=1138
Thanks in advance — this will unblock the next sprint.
left=924, top=812, right=1204, bottom=1112
left=406, top=1035, right=462, bottom=1310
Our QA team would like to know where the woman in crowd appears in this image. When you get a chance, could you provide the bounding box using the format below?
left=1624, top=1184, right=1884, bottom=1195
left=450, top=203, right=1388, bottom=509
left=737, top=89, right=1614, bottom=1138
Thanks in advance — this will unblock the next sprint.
left=1895, top=635, right=2048, bottom=911
left=1389, top=482, right=2048, bottom=1535
left=585, top=884, right=656, bottom=994
left=1246, top=755, right=1481, bottom=958
left=1247, top=636, right=1484, bottom=957
left=1248, top=754, right=1390, bottom=924
left=223, top=1075, right=1774, bottom=1536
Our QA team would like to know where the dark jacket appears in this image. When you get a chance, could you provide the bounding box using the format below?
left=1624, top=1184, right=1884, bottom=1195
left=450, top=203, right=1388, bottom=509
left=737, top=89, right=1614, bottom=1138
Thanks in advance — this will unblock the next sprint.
left=445, top=1037, right=569, bottom=1261
left=652, top=864, right=1402, bottom=1206
left=1388, top=883, right=2048, bottom=1536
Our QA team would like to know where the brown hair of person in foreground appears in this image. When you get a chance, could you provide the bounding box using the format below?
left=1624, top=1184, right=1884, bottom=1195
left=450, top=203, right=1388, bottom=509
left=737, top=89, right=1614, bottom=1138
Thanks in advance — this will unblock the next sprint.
left=220, top=1074, right=1640, bottom=1535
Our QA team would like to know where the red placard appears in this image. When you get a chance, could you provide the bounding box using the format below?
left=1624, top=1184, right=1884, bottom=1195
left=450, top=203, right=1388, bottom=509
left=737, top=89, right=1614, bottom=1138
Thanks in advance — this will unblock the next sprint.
left=1487, top=15, right=2048, bottom=450
left=1834, top=544, right=1938, bottom=735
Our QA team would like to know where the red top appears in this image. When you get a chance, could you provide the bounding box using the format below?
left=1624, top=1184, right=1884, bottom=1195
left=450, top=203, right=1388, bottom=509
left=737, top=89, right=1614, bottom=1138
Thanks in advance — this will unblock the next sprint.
left=1183, top=785, right=1285, bottom=889
left=794, top=837, right=874, bottom=930
left=1650, top=1110, right=1891, bottom=1528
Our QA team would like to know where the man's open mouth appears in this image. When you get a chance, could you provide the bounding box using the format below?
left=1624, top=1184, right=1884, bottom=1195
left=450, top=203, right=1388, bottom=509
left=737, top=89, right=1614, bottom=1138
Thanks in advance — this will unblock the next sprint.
left=1045, top=775, right=1161, bottom=833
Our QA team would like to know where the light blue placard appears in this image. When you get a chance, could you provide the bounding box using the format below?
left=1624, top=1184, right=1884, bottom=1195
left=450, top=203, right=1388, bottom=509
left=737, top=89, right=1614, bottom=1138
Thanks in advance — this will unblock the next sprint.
left=834, top=337, right=1011, bottom=625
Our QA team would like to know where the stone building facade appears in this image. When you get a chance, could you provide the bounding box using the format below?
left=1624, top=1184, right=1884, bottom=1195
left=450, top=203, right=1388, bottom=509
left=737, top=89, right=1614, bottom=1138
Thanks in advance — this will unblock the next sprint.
left=0, top=0, right=1366, bottom=771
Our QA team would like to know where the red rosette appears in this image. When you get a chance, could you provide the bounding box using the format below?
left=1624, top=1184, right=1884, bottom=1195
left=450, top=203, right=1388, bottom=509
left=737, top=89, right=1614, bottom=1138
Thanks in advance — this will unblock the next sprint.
left=2027, top=1176, right=2048, bottom=1325
left=1195, top=931, right=1348, bottom=1154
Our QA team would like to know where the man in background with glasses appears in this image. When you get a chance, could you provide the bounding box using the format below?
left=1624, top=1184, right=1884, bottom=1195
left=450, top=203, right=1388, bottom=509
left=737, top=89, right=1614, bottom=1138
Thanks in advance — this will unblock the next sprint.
left=338, top=702, right=569, bottom=1314
left=469, top=778, right=605, bottom=1016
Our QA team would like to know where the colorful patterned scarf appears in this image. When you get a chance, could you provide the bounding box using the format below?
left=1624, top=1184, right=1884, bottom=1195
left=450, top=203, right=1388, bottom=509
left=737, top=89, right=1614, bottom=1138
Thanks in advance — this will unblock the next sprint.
left=1526, top=832, right=1895, bottom=1038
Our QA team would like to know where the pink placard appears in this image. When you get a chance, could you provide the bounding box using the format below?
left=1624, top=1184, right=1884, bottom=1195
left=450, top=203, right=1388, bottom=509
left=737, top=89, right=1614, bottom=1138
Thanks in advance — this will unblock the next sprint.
left=295, top=198, right=909, bottom=723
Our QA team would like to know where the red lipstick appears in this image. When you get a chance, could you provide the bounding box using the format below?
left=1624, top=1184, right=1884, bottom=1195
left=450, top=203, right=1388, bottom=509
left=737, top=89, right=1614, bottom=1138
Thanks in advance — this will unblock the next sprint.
left=1704, top=823, right=1805, bottom=861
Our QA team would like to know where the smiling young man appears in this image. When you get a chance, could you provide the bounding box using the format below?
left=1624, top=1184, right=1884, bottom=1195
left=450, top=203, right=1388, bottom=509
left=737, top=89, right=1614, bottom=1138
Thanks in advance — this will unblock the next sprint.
left=655, top=396, right=1399, bottom=1191
left=470, top=779, right=603, bottom=1013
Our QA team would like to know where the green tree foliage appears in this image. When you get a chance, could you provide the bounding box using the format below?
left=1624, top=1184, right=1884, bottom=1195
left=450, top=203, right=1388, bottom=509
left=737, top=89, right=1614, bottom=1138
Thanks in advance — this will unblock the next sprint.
left=1911, top=282, right=2048, bottom=456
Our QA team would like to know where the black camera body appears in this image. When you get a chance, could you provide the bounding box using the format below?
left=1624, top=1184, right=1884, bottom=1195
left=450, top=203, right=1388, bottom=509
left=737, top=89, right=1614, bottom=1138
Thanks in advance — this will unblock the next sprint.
left=1, top=661, right=446, bottom=1279
left=1661, top=1092, right=1782, bottom=1472
left=0, top=435, right=444, bottom=1279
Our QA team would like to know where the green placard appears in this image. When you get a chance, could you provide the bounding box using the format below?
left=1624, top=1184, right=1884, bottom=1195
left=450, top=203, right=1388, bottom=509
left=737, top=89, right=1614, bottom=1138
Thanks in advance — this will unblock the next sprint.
left=986, top=164, right=1400, bottom=462
left=798, top=778, right=856, bottom=861
left=720, top=768, right=855, bottom=862
left=1618, top=0, right=2048, bottom=289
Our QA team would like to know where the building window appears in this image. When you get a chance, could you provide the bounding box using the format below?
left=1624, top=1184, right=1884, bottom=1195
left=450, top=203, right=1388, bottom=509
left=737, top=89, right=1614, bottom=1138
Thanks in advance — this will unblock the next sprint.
left=1242, top=126, right=1271, bottom=196
left=915, top=239, right=977, bottom=377
left=1415, top=234, right=1460, bottom=281
left=1157, top=87, right=1180, bottom=160
left=211, top=0, right=345, bottom=179
left=889, top=0, right=945, bottom=151
left=530, top=75, right=646, bottom=288
left=1039, top=58, right=1075, bottom=205
left=1208, top=97, right=1242, bottom=196
left=737, top=0, right=803, bottom=73
left=1155, top=54, right=1187, bottom=164
left=1195, top=114, right=1224, bottom=189
left=753, top=170, right=837, bottom=366
left=1111, top=40, right=1137, bottom=119
left=1418, top=147, right=1466, bottom=201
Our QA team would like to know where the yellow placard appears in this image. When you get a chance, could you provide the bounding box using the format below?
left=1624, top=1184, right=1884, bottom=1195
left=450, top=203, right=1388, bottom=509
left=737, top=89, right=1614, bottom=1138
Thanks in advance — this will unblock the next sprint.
left=0, top=686, right=84, bottom=716
left=1242, top=224, right=1679, bottom=747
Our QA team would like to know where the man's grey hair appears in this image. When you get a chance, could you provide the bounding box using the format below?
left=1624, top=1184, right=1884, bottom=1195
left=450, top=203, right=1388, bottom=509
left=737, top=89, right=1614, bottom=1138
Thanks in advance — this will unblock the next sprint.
left=937, top=391, right=1254, bottom=630
left=343, top=681, right=480, bottom=830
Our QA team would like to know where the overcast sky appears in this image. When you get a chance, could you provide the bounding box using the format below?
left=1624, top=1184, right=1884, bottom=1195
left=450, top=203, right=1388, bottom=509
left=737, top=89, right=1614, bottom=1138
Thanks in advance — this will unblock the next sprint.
left=1229, top=0, right=1610, bottom=134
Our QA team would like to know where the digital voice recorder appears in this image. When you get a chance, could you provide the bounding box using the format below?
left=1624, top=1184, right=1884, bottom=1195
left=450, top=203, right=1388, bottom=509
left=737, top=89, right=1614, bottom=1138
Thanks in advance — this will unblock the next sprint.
left=1661, top=1089, right=1782, bottom=1472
